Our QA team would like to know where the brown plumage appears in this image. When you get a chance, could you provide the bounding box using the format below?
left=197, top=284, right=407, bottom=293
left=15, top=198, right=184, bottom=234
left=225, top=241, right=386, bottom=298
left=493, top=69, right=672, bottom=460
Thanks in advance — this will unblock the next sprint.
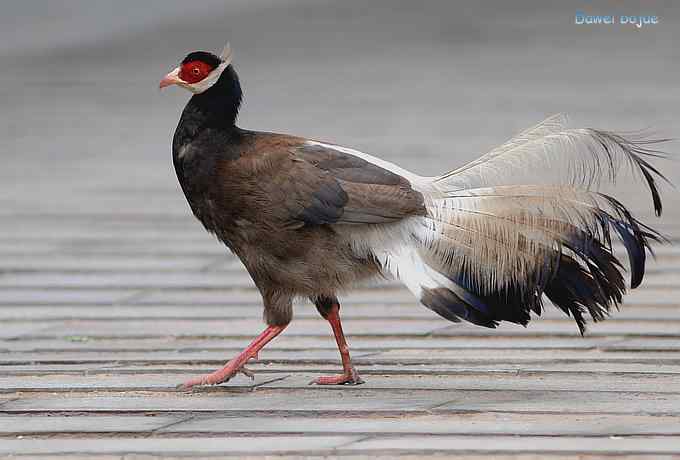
left=161, top=45, right=668, bottom=389
left=185, top=131, right=426, bottom=327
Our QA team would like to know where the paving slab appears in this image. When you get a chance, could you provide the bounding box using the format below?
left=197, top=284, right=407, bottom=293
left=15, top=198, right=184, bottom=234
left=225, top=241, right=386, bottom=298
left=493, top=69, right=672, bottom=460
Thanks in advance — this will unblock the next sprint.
left=27, top=318, right=448, bottom=338
left=1, top=388, right=456, bottom=413
left=0, top=415, right=178, bottom=434
left=0, top=436, right=359, bottom=455
left=4, top=304, right=680, bottom=322
left=343, top=435, right=680, bottom=455
left=0, top=289, right=136, bottom=305
left=0, top=335, right=615, bottom=352
left=2, top=348, right=680, bottom=368
left=163, top=413, right=680, bottom=436
left=2, top=370, right=680, bottom=394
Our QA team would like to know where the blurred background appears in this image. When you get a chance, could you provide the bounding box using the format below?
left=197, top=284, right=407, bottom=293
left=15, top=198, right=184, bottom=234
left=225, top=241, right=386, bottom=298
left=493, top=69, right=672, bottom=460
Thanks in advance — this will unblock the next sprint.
left=1, top=2, right=680, bottom=456
left=1, top=0, right=678, bottom=223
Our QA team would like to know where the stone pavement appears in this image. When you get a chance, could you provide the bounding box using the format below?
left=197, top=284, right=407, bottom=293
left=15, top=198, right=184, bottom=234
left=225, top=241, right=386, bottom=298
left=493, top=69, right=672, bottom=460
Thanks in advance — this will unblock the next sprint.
left=1, top=1, right=679, bottom=458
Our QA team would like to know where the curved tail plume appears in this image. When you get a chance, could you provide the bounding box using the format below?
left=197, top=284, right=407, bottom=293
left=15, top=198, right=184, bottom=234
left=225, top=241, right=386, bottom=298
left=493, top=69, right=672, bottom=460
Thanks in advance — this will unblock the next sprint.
left=390, top=114, right=670, bottom=333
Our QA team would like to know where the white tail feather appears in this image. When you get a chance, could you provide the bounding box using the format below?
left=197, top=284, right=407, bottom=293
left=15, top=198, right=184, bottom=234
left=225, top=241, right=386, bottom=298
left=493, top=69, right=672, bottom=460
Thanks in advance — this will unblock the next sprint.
left=366, top=115, right=665, bottom=330
left=416, top=115, right=665, bottom=294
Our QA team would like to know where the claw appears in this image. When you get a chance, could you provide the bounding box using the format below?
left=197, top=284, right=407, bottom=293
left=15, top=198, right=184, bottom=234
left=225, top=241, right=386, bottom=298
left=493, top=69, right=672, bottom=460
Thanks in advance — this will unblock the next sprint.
left=240, top=366, right=255, bottom=380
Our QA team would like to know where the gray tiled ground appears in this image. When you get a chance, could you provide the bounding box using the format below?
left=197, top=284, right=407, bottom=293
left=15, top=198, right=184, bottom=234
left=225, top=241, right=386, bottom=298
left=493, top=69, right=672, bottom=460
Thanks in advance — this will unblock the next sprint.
left=1, top=0, right=679, bottom=458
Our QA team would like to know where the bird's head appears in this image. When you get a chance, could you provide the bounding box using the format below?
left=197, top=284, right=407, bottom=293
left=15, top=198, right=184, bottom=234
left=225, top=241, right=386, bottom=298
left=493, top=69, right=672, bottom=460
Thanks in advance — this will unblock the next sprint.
left=159, top=43, right=233, bottom=94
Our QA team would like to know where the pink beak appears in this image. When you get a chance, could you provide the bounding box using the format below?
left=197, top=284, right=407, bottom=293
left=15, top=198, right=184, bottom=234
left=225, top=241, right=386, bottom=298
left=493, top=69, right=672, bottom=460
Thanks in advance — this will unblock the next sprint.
left=159, top=67, right=182, bottom=89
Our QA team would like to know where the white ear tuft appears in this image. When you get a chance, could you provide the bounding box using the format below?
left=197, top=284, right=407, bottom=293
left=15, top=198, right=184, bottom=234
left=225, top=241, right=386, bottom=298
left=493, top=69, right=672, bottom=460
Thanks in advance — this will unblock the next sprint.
left=219, top=42, right=233, bottom=65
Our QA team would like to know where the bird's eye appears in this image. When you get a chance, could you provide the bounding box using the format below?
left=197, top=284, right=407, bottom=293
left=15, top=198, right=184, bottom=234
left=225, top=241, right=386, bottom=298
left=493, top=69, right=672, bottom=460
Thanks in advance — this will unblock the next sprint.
left=192, top=67, right=201, bottom=76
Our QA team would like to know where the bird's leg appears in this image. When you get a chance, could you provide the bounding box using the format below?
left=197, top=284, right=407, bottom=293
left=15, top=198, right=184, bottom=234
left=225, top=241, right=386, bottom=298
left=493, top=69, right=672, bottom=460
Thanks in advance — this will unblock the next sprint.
left=178, top=324, right=287, bottom=390
left=310, top=298, right=363, bottom=385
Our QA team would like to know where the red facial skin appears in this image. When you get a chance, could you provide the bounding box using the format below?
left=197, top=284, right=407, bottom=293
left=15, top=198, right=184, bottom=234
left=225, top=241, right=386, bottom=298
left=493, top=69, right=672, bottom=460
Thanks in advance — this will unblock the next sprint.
left=179, top=60, right=214, bottom=84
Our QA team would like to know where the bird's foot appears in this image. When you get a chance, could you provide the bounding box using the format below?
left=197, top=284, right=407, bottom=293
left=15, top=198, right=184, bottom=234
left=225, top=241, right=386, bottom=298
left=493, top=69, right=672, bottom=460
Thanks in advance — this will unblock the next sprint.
left=309, top=366, right=364, bottom=385
left=177, top=362, right=255, bottom=391
left=177, top=324, right=286, bottom=391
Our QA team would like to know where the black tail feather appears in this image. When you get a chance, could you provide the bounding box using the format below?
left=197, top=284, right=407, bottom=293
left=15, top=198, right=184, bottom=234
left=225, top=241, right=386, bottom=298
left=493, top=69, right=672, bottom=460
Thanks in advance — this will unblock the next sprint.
left=420, top=286, right=497, bottom=328
left=545, top=253, right=613, bottom=334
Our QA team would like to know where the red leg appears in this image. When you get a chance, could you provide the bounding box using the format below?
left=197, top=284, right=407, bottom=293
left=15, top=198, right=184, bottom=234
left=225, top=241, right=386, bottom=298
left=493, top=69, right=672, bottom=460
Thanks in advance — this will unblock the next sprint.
left=178, top=324, right=286, bottom=390
left=310, top=302, right=363, bottom=385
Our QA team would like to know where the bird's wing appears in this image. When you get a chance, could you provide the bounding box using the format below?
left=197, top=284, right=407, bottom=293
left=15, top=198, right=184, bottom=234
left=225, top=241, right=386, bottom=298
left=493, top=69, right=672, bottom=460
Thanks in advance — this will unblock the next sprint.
left=291, top=141, right=427, bottom=226
left=218, top=136, right=427, bottom=230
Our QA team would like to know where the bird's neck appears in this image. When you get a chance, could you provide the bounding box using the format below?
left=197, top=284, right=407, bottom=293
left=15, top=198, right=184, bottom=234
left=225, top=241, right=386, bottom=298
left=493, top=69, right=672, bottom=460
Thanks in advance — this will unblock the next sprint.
left=183, top=65, right=243, bottom=129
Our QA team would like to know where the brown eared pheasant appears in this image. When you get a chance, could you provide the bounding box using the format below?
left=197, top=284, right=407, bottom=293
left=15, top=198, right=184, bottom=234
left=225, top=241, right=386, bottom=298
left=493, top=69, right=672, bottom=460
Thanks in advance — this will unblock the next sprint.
left=160, top=44, right=668, bottom=389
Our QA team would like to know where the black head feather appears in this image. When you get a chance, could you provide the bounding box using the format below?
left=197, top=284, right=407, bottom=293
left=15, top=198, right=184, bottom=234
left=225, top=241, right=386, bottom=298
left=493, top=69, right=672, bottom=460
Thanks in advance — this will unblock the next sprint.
left=181, top=51, right=222, bottom=69
left=180, top=57, right=243, bottom=127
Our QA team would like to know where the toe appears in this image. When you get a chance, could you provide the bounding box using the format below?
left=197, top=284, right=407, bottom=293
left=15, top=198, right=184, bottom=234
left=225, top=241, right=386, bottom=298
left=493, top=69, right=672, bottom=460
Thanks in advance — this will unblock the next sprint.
left=239, top=367, right=255, bottom=380
left=176, top=381, right=197, bottom=391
